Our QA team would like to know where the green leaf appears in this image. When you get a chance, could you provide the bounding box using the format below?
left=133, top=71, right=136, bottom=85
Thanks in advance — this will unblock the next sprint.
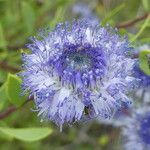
left=0, top=51, right=7, bottom=61
left=21, top=1, right=36, bottom=34
left=101, top=3, right=125, bottom=25
left=140, top=38, right=150, bottom=43
left=6, top=73, right=26, bottom=107
left=0, top=121, right=13, bottom=140
left=142, top=0, right=150, bottom=12
left=131, top=15, right=150, bottom=42
left=98, top=135, right=109, bottom=146
left=0, top=70, right=7, bottom=83
left=0, top=23, right=7, bottom=50
left=139, top=50, right=150, bottom=75
left=49, top=7, right=65, bottom=27
left=0, top=127, right=53, bottom=142
left=0, top=84, right=8, bottom=111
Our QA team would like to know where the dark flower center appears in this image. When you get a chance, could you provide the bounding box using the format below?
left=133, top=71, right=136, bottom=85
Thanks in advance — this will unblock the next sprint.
left=67, top=53, right=91, bottom=71
left=52, top=45, right=107, bottom=88
left=139, top=113, right=150, bottom=144
left=73, top=55, right=84, bottom=63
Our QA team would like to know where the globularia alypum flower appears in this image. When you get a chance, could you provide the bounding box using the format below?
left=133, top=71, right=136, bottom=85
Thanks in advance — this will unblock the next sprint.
left=134, top=63, right=150, bottom=89
left=133, top=45, right=150, bottom=103
left=122, top=107, right=150, bottom=150
left=133, top=45, right=150, bottom=89
left=21, top=19, right=137, bottom=127
left=72, top=3, right=99, bottom=25
left=98, top=107, right=131, bottom=127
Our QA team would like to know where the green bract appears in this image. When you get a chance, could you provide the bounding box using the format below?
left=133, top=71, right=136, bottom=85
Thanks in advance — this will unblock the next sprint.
left=139, top=50, right=150, bottom=75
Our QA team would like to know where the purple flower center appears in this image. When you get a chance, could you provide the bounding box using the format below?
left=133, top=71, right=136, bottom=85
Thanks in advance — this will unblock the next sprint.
left=67, top=52, right=91, bottom=71
left=139, top=113, right=150, bottom=144
left=51, top=45, right=107, bottom=89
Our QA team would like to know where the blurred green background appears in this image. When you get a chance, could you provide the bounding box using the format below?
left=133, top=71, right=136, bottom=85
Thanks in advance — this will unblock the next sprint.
left=0, top=0, right=149, bottom=150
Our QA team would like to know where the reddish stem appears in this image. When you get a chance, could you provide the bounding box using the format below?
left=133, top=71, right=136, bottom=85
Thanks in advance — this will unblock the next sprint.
left=0, top=106, right=16, bottom=120
left=116, top=13, right=149, bottom=28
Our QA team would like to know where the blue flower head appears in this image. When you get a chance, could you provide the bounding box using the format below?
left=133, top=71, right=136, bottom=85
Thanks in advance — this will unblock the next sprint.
left=133, top=63, right=150, bottom=89
left=133, top=45, right=150, bottom=89
left=122, top=107, right=150, bottom=150
left=98, top=107, right=131, bottom=127
left=72, top=3, right=99, bottom=25
left=132, top=45, right=150, bottom=104
left=72, top=3, right=93, bottom=17
left=20, top=19, right=137, bottom=127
